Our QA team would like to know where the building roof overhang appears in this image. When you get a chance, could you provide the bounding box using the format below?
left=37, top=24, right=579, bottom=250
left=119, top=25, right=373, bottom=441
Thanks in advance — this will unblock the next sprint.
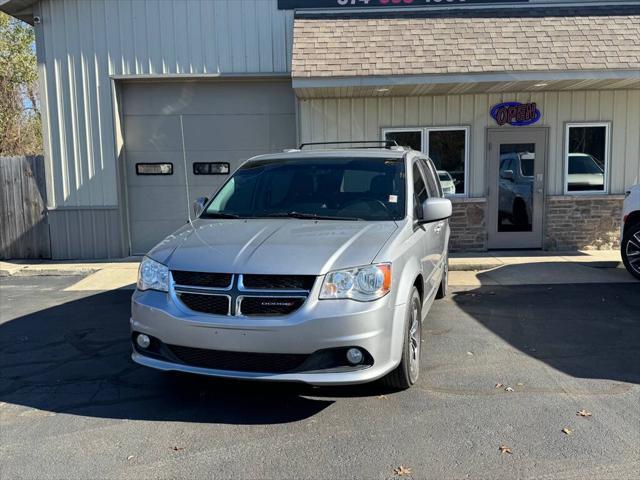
left=294, top=70, right=640, bottom=98
left=0, top=0, right=36, bottom=23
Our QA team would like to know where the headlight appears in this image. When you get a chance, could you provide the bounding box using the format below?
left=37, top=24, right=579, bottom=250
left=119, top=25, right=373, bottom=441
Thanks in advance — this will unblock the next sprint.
left=320, top=263, right=391, bottom=301
left=137, top=256, right=169, bottom=292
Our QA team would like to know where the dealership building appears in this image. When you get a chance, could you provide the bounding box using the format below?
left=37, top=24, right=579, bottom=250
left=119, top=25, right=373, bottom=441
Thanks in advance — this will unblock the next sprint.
left=2, top=0, right=639, bottom=258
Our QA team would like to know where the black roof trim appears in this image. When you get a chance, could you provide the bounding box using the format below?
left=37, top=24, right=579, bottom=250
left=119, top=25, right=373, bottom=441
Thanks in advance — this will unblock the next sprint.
left=295, top=5, right=640, bottom=20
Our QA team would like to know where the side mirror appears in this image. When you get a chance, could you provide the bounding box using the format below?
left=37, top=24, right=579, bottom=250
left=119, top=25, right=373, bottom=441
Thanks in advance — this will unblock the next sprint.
left=192, top=197, right=208, bottom=218
left=501, top=169, right=515, bottom=181
left=421, top=198, right=452, bottom=224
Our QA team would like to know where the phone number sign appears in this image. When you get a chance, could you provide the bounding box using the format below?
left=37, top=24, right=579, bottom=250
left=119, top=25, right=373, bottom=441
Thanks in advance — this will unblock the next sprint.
left=278, top=0, right=528, bottom=9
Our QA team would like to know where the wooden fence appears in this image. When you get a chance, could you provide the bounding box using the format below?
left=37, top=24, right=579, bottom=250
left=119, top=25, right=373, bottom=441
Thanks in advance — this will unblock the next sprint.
left=0, top=156, right=51, bottom=259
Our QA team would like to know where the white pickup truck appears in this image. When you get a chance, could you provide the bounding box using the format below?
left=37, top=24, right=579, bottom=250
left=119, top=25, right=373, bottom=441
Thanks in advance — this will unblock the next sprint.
left=622, top=184, right=640, bottom=280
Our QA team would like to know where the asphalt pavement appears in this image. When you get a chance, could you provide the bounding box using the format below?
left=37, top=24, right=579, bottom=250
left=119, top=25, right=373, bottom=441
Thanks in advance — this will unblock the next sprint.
left=1, top=274, right=639, bottom=479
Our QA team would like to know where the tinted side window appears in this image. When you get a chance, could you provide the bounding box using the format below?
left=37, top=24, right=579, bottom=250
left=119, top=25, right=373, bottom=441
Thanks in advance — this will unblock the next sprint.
left=421, top=158, right=441, bottom=198
left=413, top=163, right=428, bottom=219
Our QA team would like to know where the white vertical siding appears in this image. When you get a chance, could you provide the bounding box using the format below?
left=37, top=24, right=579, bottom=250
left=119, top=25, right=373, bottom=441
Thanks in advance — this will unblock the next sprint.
left=36, top=0, right=293, bottom=208
left=298, top=90, right=640, bottom=196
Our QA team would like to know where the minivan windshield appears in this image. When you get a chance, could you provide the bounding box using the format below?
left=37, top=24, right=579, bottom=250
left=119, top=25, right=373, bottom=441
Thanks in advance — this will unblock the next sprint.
left=202, top=157, right=406, bottom=221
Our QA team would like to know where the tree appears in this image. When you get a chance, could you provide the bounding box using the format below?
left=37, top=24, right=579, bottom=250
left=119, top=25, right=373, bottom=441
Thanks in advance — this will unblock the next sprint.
left=0, top=12, right=42, bottom=155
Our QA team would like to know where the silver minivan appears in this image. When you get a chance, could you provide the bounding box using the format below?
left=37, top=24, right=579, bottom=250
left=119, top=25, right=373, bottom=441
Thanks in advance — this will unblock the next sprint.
left=131, top=146, right=451, bottom=389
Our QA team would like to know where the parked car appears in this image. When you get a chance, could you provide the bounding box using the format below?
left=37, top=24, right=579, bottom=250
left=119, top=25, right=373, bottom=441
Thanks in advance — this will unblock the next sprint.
left=567, top=153, right=605, bottom=191
left=438, top=170, right=456, bottom=195
left=621, top=184, right=640, bottom=280
left=498, top=151, right=534, bottom=230
left=131, top=147, right=452, bottom=389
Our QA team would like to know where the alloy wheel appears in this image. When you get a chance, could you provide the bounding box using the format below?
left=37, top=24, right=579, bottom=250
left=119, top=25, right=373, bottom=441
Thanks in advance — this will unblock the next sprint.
left=625, top=230, right=640, bottom=276
left=408, top=299, right=421, bottom=382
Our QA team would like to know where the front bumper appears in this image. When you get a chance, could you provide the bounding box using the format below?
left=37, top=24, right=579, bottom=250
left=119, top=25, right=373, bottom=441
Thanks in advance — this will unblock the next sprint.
left=130, top=287, right=406, bottom=386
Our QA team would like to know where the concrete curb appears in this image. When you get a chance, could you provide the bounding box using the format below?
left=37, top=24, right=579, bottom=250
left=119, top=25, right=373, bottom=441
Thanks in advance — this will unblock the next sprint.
left=0, top=254, right=622, bottom=277
left=0, top=266, right=99, bottom=277
left=0, top=260, right=140, bottom=278
left=449, top=260, right=622, bottom=272
left=449, top=263, right=503, bottom=272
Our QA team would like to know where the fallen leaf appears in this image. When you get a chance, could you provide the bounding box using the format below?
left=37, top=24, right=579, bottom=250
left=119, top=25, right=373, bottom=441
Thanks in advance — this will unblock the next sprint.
left=377, top=395, right=388, bottom=400
left=562, top=427, right=573, bottom=435
left=576, top=409, right=592, bottom=417
left=516, top=383, right=524, bottom=387
left=466, top=351, right=474, bottom=356
left=498, top=445, right=512, bottom=455
left=505, top=387, right=514, bottom=392
left=495, top=383, right=504, bottom=389
left=127, top=455, right=134, bottom=461
left=172, top=446, right=185, bottom=451
left=393, top=466, right=412, bottom=476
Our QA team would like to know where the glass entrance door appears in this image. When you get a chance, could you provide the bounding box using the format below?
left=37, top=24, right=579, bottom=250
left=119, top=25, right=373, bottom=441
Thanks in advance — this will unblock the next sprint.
left=487, top=129, right=547, bottom=249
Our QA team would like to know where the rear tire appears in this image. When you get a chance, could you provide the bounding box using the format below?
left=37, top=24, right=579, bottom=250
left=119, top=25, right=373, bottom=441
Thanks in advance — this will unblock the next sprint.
left=382, top=287, right=422, bottom=390
left=621, top=222, right=640, bottom=280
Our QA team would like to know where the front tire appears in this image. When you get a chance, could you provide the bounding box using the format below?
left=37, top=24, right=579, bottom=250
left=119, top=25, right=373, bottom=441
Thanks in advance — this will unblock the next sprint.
left=382, top=287, right=422, bottom=390
left=621, top=222, right=640, bottom=280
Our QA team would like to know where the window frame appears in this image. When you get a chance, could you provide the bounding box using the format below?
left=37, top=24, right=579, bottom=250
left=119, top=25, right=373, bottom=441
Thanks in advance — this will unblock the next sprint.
left=564, top=122, right=610, bottom=195
left=135, top=163, right=173, bottom=176
left=193, top=162, right=231, bottom=176
left=382, top=128, right=423, bottom=152
left=383, top=126, right=470, bottom=197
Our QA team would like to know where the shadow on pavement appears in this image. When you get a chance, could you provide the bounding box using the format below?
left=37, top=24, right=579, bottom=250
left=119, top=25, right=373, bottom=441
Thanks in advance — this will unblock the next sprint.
left=1, top=290, right=374, bottom=424
left=3, top=269, right=638, bottom=426
left=452, top=265, right=640, bottom=384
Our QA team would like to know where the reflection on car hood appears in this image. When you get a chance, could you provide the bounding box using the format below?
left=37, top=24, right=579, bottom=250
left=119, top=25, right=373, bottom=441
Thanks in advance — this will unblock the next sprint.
left=147, top=219, right=398, bottom=275
left=567, top=173, right=604, bottom=185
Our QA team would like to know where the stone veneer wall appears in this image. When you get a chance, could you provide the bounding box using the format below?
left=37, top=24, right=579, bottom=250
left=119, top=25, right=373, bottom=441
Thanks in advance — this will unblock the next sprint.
left=544, top=195, right=625, bottom=251
left=449, top=199, right=487, bottom=251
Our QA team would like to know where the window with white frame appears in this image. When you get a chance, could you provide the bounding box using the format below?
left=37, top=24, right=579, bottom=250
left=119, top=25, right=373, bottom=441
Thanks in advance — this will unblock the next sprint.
left=384, top=127, right=469, bottom=196
left=384, top=129, right=422, bottom=152
left=565, top=123, right=609, bottom=194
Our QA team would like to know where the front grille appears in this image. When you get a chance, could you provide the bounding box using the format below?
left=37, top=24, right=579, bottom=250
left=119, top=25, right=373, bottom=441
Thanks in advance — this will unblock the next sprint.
left=240, top=297, right=306, bottom=316
left=172, top=270, right=232, bottom=289
left=172, top=271, right=311, bottom=317
left=242, top=274, right=316, bottom=291
left=178, top=293, right=229, bottom=315
left=167, top=345, right=309, bottom=373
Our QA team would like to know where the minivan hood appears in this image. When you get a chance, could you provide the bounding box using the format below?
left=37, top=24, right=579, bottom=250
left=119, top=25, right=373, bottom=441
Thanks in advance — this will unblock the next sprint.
left=148, top=219, right=398, bottom=275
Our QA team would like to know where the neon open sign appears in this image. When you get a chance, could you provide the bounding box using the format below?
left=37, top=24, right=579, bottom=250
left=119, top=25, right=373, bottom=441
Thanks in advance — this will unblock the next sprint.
left=491, top=102, right=541, bottom=127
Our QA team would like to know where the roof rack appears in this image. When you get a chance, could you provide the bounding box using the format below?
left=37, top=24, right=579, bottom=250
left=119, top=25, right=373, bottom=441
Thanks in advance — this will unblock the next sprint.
left=298, top=140, right=400, bottom=150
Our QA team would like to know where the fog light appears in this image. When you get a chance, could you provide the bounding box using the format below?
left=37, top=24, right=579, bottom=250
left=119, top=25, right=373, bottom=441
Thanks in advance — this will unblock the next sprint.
left=346, top=348, right=364, bottom=365
left=136, top=334, right=151, bottom=349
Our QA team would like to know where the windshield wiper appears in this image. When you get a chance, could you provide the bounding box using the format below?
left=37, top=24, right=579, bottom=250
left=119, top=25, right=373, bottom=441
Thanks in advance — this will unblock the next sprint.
left=201, top=212, right=241, bottom=219
left=266, top=212, right=361, bottom=221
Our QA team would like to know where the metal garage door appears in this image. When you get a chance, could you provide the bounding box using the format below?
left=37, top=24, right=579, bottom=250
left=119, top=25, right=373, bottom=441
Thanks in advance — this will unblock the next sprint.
left=122, top=80, right=297, bottom=254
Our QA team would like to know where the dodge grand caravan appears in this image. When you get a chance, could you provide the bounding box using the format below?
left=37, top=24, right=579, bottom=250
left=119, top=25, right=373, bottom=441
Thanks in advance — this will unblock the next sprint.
left=131, top=146, right=452, bottom=389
